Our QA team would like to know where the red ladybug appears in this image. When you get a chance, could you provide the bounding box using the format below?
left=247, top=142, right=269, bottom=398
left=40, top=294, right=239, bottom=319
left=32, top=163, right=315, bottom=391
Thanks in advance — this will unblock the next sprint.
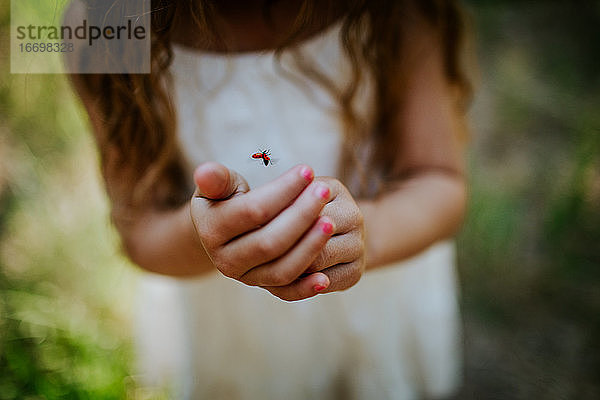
left=251, top=149, right=272, bottom=166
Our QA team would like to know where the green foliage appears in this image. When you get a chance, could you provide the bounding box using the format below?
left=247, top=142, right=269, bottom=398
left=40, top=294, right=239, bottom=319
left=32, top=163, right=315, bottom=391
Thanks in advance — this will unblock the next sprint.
left=457, top=1, right=600, bottom=397
left=0, top=2, right=142, bottom=398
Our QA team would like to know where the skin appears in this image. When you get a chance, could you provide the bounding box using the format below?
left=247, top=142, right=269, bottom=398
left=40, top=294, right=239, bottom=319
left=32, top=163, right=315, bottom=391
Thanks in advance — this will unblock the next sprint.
left=190, top=163, right=365, bottom=300
left=70, top=1, right=467, bottom=301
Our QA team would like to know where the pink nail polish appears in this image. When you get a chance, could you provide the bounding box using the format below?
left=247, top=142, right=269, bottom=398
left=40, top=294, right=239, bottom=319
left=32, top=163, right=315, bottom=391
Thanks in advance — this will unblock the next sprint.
left=316, top=185, right=330, bottom=200
left=301, top=167, right=314, bottom=181
left=313, top=284, right=327, bottom=292
left=321, top=221, right=334, bottom=235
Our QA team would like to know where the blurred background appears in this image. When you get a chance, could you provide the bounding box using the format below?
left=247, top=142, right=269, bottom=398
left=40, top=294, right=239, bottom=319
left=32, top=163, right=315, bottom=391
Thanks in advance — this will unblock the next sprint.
left=1, top=0, right=599, bottom=398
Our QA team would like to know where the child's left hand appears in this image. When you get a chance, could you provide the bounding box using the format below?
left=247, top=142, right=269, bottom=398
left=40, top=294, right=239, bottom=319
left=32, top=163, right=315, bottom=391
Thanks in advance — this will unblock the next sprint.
left=262, top=177, right=366, bottom=300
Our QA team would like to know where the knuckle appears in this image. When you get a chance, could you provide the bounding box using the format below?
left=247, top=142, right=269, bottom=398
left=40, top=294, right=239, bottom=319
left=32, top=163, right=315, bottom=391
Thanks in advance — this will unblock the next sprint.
left=328, top=178, right=343, bottom=194
left=311, top=248, right=329, bottom=271
left=317, top=177, right=340, bottom=193
left=345, top=207, right=363, bottom=232
left=308, top=257, right=323, bottom=273
left=297, top=195, right=322, bottom=218
left=269, top=268, right=296, bottom=286
left=345, top=211, right=364, bottom=241
left=256, top=236, right=283, bottom=260
left=342, top=268, right=362, bottom=291
left=336, top=262, right=363, bottom=292
left=243, top=202, right=269, bottom=225
left=350, top=262, right=364, bottom=284
left=350, top=230, right=364, bottom=253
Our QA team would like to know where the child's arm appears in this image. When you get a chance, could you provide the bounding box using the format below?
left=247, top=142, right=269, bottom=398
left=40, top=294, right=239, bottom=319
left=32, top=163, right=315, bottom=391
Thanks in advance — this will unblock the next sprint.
left=67, top=74, right=215, bottom=276
left=359, top=25, right=467, bottom=269
left=304, top=22, right=467, bottom=287
left=359, top=173, right=465, bottom=269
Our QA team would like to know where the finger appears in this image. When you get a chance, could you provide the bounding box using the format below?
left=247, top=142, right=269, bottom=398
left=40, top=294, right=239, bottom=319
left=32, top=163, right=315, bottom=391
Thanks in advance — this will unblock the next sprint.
left=193, top=162, right=249, bottom=199
left=261, top=272, right=330, bottom=302
left=190, top=163, right=250, bottom=247
left=305, top=230, right=363, bottom=273
left=316, top=261, right=363, bottom=294
left=222, top=182, right=332, bottom=274
left=240, top=217, right=335, bottom=286
left=320, top=198, right=362, bottom=234
left=200, top=164, right=315, bottom=244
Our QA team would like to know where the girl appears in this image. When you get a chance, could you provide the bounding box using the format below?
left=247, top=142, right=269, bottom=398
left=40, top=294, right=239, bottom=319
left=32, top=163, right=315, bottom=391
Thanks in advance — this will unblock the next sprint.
left=70, top=0, right=472, bottom=398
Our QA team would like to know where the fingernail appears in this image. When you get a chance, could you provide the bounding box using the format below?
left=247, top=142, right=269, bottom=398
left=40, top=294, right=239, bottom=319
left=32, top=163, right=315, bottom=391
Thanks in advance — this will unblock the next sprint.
left=300, top=166, right=314, bottom=181
left=313, top=284, right=327, bottom=292
left=320, top=220, right=334, bottom=235
left=315, top=185, right=330, bottom=200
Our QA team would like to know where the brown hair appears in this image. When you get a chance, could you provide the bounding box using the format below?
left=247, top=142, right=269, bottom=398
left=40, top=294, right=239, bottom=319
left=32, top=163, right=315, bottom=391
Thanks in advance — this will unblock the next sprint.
left=78, top=0, right=472, bottom=218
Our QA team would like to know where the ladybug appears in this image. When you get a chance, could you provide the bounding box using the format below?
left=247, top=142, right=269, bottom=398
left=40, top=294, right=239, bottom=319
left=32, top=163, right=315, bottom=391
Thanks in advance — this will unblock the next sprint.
left=251, top=149, right=272, bottom=166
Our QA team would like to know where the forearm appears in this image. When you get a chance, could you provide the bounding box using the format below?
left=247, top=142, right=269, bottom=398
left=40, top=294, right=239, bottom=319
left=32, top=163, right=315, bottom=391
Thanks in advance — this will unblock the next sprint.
left=358, top=170, right=467, bottom=270
left=117, top=202, right=215, bottom=277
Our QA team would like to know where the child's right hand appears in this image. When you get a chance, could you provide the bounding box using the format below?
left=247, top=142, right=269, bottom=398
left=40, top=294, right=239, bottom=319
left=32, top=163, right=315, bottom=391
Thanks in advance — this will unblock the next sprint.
left=190, top=162, right=334, bottom=301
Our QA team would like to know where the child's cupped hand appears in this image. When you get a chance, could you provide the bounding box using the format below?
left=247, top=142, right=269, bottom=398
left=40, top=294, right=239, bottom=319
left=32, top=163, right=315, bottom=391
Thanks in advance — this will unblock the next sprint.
left=190, top=162, right=365, bottom=301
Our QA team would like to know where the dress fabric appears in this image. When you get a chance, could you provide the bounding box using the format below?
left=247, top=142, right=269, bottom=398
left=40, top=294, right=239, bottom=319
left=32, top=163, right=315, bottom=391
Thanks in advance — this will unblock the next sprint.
left=135, top=22, right=462, bottom=400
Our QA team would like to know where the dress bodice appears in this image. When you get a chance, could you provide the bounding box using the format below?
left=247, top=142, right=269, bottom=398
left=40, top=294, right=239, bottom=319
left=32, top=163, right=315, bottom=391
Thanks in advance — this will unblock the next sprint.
left=170, top=21, right=365, bottom=188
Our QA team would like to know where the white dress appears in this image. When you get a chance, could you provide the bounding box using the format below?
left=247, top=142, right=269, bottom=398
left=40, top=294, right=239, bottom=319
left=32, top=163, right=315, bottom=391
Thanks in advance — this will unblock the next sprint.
left=135, top=22, right=462, bottom=400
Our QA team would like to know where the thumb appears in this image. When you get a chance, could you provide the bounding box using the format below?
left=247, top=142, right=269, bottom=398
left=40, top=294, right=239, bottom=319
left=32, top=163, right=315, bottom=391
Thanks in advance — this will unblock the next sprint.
left=193, top=162, right=249, bottom=200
